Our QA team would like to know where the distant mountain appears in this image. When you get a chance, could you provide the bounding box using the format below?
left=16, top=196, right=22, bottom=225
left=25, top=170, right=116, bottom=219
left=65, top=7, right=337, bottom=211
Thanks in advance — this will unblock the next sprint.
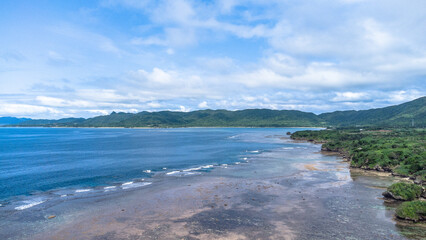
left=16, top=118, right=86, bottom=126
left=0, top=117, right=31, bottom=125
left=11, top=109, right=323, bottom=128
left=5, top=96, right=425, bottom=128
left=319, top=96, right=426, bottom=127
left=70, top=109, right=323, bottom=128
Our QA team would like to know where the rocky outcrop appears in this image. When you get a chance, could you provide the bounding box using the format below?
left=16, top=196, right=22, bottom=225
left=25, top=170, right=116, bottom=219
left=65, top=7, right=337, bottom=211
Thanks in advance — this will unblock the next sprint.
left=382, top=191, right=405, bottom=201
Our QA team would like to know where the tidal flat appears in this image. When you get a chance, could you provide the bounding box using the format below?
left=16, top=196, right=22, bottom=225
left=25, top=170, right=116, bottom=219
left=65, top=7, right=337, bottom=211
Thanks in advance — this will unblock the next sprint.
left=0, top=128, right=424, bottom=239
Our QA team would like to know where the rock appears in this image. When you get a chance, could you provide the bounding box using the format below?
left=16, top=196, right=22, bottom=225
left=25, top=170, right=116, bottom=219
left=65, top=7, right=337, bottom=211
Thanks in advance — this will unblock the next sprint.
left=286, top=132, right=291, bottom=135
left=382, top=191, right=404, bottom=201
left=47, top=215, right=56, bottom=219
left=374, top=165, right=384, bottom=172
left=391, top=172, right=408, bottom=178
left=413, top=176, right=423, bottom=185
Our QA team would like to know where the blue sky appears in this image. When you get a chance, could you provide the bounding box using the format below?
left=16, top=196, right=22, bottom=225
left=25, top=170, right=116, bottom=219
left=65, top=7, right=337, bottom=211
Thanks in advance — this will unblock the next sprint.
left=0, top=0, right=425, bottom=118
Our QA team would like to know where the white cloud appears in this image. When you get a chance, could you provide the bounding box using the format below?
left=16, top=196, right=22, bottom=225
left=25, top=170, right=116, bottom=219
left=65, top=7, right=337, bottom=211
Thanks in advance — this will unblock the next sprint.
left=387, top=90, right=424, bottom=103
left=0, top=103, right=61, bottom=117
left=36, top=96, right=67, bottom=107
left=86, top=109, right=110, bottom=115
left=77, top=89, right=127, bottom=102
left=362, top=19, right=395, bottom=50
left=49, top=23, right=123, bottom=55
left=147, top=102, right=162, bottom=108
left=1, top=0, right=425, bottom=119
left=198, top=101, right=208, bottom=108
left=179, top=105, right=190, bottom=112
left=332, top=92, right=369, bottom=102
left=136, top=68, right=173, bottom=85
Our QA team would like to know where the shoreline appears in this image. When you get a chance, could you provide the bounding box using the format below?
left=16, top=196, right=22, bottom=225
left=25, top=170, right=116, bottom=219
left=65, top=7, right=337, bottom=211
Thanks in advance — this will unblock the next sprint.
left=0, top=126, right=326, bottom=129
left=290, top=137, right=425, bottom=225
left=289, top=137, right=418, bottom=184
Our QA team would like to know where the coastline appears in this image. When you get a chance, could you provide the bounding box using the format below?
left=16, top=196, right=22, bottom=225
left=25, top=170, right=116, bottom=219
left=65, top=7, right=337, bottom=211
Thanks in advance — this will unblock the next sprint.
left=288, top=137, right=419, bottom=184
left=0, top=126, right=326, bottom=129
left=289, top=137, right=425, bottom=226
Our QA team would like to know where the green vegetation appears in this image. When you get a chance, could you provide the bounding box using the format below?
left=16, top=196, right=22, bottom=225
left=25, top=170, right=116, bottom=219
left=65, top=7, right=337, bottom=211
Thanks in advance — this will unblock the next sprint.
left=319, top=96, right=426, bottom=127
left=6, top=96, right=425, bottom=128
left=395, top=201, right=426, bottom=222
left=385, top=182, right=423, bottom=201
left=11, top=109, right=324, bottom=128
left=16, top=118, right=85, bottom=126
left=0, top=117, right=31, bottom=125
left=291, top=128, right=426, bottom=181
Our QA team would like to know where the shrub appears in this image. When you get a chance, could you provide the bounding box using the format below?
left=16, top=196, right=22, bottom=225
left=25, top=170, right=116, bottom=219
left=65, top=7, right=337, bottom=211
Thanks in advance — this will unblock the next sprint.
left=387, top=182, right=423, bottom=201
left=395, top=200, right=426, bottom=222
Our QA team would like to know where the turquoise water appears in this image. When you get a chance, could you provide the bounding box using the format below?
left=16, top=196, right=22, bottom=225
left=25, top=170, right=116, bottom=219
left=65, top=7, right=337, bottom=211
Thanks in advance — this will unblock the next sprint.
left=0, top=127, right=314, bottom=210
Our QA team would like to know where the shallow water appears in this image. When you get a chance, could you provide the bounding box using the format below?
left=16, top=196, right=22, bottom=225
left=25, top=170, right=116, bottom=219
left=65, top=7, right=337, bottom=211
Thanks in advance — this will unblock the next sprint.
left=0, top=128, right=424, bottom=239
left=0, top=128, right=304, bottom=206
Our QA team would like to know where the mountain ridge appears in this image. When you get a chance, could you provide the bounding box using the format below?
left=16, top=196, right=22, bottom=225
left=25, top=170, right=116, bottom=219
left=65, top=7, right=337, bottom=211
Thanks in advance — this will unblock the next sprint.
left=3, top=96, right=425, bottom=128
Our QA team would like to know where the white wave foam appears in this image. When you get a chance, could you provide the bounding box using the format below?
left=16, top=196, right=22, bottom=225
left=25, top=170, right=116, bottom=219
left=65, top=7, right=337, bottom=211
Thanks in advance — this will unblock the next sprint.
left=248, top=150, right=260, bottom=153
left=162, top=167, right=167, bottom=170
left=243, top=157, right=248, bottom=160
left=235, top=162, right=241, bottom=165
left=75, top=189, right=91, bottom=193
left=166, top=170, right=200, bottom=176
left=60, top=194, right=67, bottom=197
left=183, top=167, right=202, bottom=172
left=167, top=164, right=214, bottom=176
left=15, top=200, right=46, bottom=210
left=121, top=182, right=152, bottom=189
left=104, top=186, right=117, bottom=191
left=143, top=170, right=151, bottom=173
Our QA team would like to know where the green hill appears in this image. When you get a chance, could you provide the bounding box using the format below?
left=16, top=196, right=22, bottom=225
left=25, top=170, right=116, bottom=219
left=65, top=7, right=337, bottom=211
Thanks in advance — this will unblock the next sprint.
left=0, top=117, right=31, bottom=125
left=319, top=96, right=426, bottom=127
left=16, top=118, right=85, bottom=126
left=72, top=109, right=323, bottom=128
left=8, top=96, right=425, bottom=128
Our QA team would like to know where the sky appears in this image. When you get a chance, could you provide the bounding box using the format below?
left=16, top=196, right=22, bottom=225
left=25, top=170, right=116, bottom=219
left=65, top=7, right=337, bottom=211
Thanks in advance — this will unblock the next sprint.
left=0, top=0, right=425, bottom=119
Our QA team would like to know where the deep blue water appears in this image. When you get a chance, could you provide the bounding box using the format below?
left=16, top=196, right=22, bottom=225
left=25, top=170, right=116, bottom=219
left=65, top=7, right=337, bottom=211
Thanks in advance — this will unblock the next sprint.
left=0, top=127, right=314, bottom=207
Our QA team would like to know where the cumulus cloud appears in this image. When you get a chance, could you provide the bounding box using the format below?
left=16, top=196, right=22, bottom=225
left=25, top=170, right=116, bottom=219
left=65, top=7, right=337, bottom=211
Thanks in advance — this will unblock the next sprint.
left=198, top=101, right=208, bottom=108
left=0, top=103, right=62, bottom=118
left=0, top=0, right=424, bottom=118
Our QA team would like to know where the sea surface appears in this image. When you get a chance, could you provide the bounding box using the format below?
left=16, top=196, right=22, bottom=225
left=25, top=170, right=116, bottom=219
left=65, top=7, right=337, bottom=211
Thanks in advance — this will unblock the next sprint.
left=0, top=127, right=306, bottom=210
left=0, top=127, right=424, bottom=240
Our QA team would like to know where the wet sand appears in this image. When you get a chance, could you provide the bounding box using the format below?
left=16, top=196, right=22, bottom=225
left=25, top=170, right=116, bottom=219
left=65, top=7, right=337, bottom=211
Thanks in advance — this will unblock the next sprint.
left=2, top=137, right=425, bottom=240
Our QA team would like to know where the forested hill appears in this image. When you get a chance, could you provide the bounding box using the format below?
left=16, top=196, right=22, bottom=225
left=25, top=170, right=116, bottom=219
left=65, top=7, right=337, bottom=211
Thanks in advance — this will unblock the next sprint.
left=319, top=96, right=425, bottom=127
left=22, top=109, right=323, bottom=128
left=0, top=117, right=31, bottom=125
left=5, top=96, right=426, bottom=128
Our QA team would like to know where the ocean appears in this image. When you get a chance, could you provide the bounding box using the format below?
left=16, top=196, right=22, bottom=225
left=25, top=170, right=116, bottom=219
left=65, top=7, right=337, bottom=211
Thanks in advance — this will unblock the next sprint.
left=1, top=127, right=423, bottom=240
left=0, top=127, right=308, bottom=211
